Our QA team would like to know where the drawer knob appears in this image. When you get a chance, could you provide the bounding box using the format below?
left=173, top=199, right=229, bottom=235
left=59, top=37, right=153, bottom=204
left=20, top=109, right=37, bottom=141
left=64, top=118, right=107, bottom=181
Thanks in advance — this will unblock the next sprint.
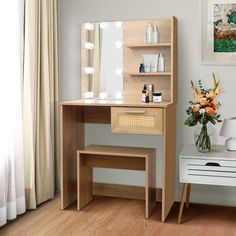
left=205, top=162, right=221, bottom=167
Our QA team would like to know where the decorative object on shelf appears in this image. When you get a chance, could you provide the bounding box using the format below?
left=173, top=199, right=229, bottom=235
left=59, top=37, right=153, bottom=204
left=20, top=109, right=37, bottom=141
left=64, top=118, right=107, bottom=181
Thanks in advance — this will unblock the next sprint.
left=142, top=54, right=160, bottom=73
left=144, top=23, right=159, bottom=44
left=184, top=73, right=222, bottom=152
left=139, top=63, right=145, bottom=73
left=141, top=84, right=147, bottom=102
left=142, top=54, right=151, bottom=72
left=201, top=0, right=236, bottom=65
left=158, top=53, right=165, bottom=72
left=148, top=84, right=154, bottom=102
left=220, top=117, right=236, bottom=151
left=153, top=92, right=162, bottom=103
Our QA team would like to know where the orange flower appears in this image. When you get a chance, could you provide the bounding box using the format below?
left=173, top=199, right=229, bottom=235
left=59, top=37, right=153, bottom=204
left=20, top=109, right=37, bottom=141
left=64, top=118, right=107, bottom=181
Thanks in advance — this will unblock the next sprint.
left=209, top=101, right=219, bottom=109
left=206, top=91, right=216, bottom=100
left=193, top=105, right=200, bottom=113
left=194, top=93, right=202, bottom=102
left=200, top=97, right=208, bottom=106
left=205, top=107, right=215, bottom=116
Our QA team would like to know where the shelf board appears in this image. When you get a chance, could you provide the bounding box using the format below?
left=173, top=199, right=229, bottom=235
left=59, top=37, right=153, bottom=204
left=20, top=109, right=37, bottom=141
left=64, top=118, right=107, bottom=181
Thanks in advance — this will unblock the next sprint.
left=128, top=72, right=171, bottom=76
left=125, top=43, right=171, bottom=48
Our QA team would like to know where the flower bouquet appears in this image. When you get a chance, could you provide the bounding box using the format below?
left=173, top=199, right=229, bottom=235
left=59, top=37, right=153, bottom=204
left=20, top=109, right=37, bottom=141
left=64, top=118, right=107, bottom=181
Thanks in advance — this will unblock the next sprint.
left=185, top=74, right=222, bottom=152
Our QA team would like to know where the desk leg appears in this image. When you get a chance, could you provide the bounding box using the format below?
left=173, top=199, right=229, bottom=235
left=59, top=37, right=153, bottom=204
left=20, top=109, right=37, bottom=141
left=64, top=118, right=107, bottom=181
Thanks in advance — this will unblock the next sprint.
left=186, top=183, right=191, bottom=208
left=77, top=154, right=93, bottom=210
left=61, top=105, right=85, bottom=209
left=145, top=151, right=156, bottom=218
left=162, top=104, right=176, bottom=222
left=177, top=183, right=188, bottom=224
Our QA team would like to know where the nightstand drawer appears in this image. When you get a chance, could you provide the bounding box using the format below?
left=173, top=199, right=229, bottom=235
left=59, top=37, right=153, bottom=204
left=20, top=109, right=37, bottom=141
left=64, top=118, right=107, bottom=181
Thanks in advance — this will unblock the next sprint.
left=111, top=107, right=163, bottom=135
left=180, top=158, right=236, bottom=186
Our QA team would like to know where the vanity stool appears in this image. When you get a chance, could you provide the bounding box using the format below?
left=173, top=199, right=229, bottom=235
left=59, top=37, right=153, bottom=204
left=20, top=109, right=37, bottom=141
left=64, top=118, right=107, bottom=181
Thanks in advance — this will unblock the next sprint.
left=178, top=144, right=236, bottom=224
left=77, top=144, right=156, bottom=218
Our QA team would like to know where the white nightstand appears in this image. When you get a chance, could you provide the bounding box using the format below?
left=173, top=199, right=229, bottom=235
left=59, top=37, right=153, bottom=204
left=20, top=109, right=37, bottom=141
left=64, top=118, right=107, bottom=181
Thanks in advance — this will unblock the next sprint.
left=178, top=144, right=236, bottom=224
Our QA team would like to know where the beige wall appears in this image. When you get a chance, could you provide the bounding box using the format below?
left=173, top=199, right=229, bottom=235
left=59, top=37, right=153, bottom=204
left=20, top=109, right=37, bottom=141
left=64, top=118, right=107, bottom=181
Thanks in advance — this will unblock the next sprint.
left=58, top=0, right=236, bottom=206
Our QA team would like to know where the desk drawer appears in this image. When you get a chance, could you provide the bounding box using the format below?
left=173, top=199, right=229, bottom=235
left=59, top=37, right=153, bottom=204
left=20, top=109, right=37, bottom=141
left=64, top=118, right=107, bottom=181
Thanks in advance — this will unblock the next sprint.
left=111, top=107, right=163, bottom=135
left=180, top=158, right=236, bottom=186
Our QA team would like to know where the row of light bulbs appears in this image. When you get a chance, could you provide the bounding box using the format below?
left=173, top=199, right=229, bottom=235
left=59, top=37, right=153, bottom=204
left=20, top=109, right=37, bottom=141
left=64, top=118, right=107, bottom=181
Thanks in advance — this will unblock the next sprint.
left=84, top=67, right=123, bottom=76
left=84, top=91, right=123, bottom=100
left=84, top=21, right=123, bottom=31
left=84, top=41, right=123, bottom=50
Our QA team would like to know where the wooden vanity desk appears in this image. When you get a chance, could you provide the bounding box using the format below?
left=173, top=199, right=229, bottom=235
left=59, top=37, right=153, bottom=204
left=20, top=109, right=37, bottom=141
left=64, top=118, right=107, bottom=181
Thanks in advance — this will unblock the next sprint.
left=60, top=17, right=177, bottom=222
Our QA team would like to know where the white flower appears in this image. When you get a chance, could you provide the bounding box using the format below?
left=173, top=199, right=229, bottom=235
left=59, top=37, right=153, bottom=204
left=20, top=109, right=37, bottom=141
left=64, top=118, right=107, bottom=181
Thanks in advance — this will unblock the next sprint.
left=199, top=108, right=205, bottom=114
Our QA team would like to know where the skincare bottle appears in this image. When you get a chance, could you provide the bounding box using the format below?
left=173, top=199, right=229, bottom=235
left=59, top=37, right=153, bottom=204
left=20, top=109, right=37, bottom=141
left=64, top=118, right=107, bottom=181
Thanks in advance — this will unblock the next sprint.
left=142, top=84, right=147, bottom=102
left=158, top=53, right=165, bottom=72
left=146, top=23, right=153, bottom=44
left=139, top=63, right=145, bottom=73
left=145, top=90, right=150, bottom=103
left=148, top=84, right=154, bottom=102
left=153, top=25, right=159, bottom=44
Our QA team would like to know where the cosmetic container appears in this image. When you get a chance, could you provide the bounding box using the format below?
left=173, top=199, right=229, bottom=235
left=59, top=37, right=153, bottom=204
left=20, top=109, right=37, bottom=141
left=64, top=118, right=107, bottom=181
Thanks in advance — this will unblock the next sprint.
left=158, top=53, right=165, bottom=72
left=153, top=92, right=162, bottom=103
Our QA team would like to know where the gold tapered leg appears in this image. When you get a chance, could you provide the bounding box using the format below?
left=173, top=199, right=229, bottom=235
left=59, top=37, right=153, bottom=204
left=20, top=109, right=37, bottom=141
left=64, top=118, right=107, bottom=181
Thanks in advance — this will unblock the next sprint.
left=186, top=184, right=191, bottom=208
left=177, top=183, right=188, bottom=224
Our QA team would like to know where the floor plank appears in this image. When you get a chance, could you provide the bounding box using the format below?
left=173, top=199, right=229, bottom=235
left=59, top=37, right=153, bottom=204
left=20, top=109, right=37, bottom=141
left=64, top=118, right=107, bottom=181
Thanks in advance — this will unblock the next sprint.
left=1, top=196, right=236, bottom=236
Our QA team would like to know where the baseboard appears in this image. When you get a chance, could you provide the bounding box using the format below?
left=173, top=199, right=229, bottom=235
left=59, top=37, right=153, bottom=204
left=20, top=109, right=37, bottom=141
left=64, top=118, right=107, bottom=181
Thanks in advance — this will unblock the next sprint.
left=175, top=190, right=236, bottom=207
left=93, top=183, right=162, bottom=202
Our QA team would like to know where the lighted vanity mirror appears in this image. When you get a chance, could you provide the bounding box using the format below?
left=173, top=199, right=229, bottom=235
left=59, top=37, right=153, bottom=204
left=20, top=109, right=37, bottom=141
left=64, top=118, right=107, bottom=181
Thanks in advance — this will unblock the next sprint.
left=81, top=21, right=123, bottom=100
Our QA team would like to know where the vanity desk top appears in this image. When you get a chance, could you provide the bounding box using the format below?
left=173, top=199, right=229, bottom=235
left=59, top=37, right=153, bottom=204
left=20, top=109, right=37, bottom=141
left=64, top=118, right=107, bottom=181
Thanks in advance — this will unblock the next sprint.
left=60, top=99, right=172, bottom=108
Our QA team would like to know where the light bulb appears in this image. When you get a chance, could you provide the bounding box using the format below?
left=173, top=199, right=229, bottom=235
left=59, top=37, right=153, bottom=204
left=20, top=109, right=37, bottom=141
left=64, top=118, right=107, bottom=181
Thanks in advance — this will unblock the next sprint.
left=84, top=67, right=94, bottom=74
left=100, top=22, right=109, bottom=30
left=115, top=21, right=123, bottom=28
left=115, top=68, right=123, bottom=76
left=84, top=23, right=94, bottom=31
left=99, top=92, right=108, bottom=99
left=115, top=92, right=123, bottom=100
left=84, top=42, right=94, bottom=50
left=84, top=91, right=94, bottom=99
left=115, top=41, right=123, bottom=49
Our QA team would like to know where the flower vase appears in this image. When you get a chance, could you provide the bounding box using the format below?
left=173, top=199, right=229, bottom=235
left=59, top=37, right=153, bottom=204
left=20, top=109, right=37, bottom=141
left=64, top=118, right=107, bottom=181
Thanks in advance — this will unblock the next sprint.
left=194, top=124, right=214, bottom=153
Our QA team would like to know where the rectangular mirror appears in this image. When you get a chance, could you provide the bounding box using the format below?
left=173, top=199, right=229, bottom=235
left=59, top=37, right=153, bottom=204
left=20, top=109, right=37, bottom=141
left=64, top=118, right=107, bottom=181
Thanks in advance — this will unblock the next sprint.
left=81, top=21, right=123, bottom=100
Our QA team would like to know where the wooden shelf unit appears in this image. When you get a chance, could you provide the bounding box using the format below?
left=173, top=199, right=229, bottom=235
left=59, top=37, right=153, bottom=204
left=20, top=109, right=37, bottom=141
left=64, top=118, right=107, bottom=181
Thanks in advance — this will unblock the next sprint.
left=123, top=17, right=177, bottom=103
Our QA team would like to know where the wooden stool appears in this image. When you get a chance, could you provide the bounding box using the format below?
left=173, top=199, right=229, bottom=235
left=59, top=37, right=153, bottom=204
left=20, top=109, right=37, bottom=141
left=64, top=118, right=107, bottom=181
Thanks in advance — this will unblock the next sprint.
left=77, top=144, right=156, bottom=218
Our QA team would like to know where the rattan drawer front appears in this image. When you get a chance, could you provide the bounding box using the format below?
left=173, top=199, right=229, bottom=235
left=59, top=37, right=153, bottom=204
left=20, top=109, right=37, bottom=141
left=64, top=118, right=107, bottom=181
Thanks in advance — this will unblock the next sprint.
left=111, top=107, right=163, bottom=135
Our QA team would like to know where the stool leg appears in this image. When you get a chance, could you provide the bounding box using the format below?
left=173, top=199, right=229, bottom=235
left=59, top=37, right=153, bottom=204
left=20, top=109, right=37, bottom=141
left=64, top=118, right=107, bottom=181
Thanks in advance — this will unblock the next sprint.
left=177, top=183, right=188, bottom=224
left=186, top=184, right=191, bottom=208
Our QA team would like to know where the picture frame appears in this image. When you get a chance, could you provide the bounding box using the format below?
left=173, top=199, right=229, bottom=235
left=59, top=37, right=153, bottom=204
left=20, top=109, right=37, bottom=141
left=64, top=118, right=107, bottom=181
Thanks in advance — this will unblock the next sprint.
left=201, top=0, right=236, bottom=65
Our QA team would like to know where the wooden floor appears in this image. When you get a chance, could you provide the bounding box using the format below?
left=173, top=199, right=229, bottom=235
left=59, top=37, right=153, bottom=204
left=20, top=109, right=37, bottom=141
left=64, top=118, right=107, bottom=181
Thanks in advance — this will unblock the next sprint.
left=1, top=196, right=236, bottom=236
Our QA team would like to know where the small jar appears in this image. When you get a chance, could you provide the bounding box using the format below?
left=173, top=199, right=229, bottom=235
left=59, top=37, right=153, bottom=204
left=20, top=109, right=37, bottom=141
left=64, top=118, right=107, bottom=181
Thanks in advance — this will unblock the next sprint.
left=153, top=92, right=162, bottom=103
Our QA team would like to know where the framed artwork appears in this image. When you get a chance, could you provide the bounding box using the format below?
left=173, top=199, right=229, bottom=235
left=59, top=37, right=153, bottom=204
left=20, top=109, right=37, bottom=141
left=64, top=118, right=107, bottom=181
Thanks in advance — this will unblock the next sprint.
left=201, top=0, right=236, bottom=65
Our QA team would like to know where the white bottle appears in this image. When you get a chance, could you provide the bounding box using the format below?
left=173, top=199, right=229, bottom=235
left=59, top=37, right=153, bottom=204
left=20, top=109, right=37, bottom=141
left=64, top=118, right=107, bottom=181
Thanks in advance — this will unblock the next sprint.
left=146, top=23, right=153, bottom=44
left=158, top=53, right=165, bottom=72
left=153, top=25, right=159, bottom=44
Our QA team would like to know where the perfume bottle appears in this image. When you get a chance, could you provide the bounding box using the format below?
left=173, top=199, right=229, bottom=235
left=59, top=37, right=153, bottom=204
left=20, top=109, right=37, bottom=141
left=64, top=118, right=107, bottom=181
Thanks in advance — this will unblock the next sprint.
left=145, top=90, right=150, bottom=103
left=148, top=84, right=154, bottom=102
left=142, top=84, right=147, bottom=102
